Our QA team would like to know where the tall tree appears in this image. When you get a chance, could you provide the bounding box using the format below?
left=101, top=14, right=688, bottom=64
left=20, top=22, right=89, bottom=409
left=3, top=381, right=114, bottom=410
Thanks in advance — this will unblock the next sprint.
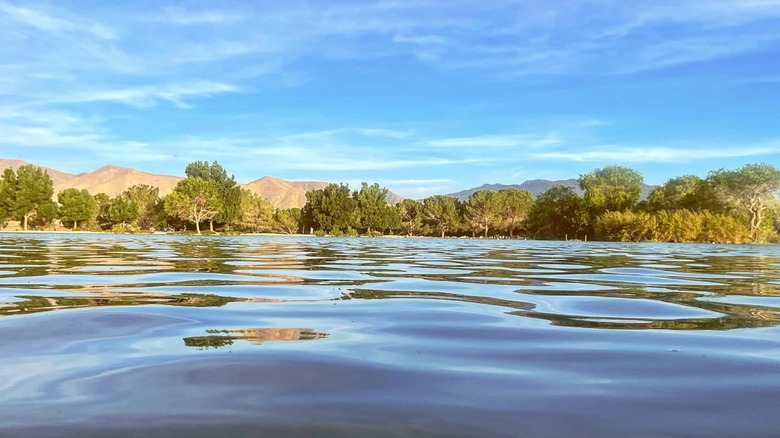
left=527, top=185, right=586, bottom=240
left=423, top=195, right=459, bottom=238
left=107, top=195, right=140, bottom=230
left=646, top=175, right=722, bottom=213
left=12, top=165, right=56, bottom=231
left=465, top=190, right=503, bottom=238
left=708, top=163, right=780, bottom=242
left=123, top=184, right=160, bottom=229
left=302, top=183, right=358, bottom=233
left=579, top=165, right=643, bottom=220
left=0, top=168, right=17, bottom=223
left=93, top=193, right=112, bottom=230
left=165, top=178, right=222, bottom=234
left=397, top=199, right=422, bottom=236
left=58, top=188, right=97, bottom=230
left=236, top=189, right=273, bottom=232
left=355, top=182, right=397, bottom=234
left=185, top=161, right=240, bottom=231
left=497, top=188, right=533, bottom=238
left=356, top=182, right=386, bottom=234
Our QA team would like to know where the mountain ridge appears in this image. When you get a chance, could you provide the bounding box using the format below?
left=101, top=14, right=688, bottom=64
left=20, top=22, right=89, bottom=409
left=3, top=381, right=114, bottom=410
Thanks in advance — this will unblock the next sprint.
left=0, top=159, right=403, bottom=209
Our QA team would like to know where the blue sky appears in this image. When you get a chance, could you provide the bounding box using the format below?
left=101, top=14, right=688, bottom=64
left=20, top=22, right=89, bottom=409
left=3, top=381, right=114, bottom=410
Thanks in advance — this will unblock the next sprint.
left=1, top=0, right=779, bottom=198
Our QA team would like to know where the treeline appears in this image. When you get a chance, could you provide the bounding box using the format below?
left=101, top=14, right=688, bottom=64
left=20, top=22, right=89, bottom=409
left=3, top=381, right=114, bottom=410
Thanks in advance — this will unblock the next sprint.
left=0, top=162, right=299, bottom=235
left=1, top=161, right=779, bottom=243
left=297, top=163, right=780, bottom=243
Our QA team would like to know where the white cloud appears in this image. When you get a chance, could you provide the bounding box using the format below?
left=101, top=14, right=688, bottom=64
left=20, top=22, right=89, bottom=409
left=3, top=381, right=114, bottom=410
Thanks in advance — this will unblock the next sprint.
left=532, top=144, right=780, bottom=162
left=428, top=134, right=561, bottom=149
left=0, top=1, right=115, bottom=39
left=48, top=81, right=239, bottom=108
left=155, top=7, right=244, bottom=25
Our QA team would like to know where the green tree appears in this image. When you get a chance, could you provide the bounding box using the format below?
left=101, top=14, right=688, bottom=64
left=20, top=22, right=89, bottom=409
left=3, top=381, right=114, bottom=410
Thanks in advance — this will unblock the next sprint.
left=58, top=188, right=97, bottom=230
left=302, top=183, right=358, bottom=233
left=107, top=195, right=140, bottom=230
left=646, top=175, right=722, bottom=213
left=274, top=208, right=302, bottom=234
left=123, top=184, right=161, bottom=229
left=11, top=165, right=56, bottom=231
left=423, top=195, right=459, bottom=238
left=236, top=189, right=274, bottom=232
left=185, top=161, right=241, bottom=231
left=397, top=199, right=422, bottom=236
left=708, top=163, right=780, bottom=242
left=579, top=165, right=643, bottom=221
left=165, top=177, right=222, bottom=234
left=356, top=183, right=387, bottom=234
left=93, top=193, right=112, bottom=230
left=527, top=186, right=586, bottom=240
left=465, top=190, right=503, bottom=238
left=0, top=168, right=17, bottom=223
left=498, top=188, right=533, bottom=238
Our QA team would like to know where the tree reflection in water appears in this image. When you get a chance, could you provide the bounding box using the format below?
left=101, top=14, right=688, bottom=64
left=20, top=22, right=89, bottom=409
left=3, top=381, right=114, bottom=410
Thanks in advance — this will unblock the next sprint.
left=184, top=328, right=329, bottom=350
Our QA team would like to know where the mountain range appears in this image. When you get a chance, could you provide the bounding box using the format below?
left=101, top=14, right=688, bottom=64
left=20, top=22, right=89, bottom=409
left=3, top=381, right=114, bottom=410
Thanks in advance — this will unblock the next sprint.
left=1, top=158, right=655, bottom=208
left=447, top=179, right=656, bottom=201
left=0, top=159, right=402, bottom=209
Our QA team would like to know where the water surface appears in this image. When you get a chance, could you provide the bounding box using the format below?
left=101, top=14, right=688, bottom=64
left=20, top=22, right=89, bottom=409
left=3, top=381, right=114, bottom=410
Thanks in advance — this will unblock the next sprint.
left=1, top=234, right=779, bottom=437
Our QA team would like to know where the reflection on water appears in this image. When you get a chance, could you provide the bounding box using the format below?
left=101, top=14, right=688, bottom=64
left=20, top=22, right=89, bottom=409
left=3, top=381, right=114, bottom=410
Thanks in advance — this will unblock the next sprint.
left=184, top=328, right=329, bottom=350
left=1, top=233, right=780, bottom=437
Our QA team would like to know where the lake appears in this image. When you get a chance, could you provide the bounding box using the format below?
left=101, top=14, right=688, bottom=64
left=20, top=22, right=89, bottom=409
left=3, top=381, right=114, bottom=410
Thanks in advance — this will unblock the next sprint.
left=0, top=234, right=779, bottom=437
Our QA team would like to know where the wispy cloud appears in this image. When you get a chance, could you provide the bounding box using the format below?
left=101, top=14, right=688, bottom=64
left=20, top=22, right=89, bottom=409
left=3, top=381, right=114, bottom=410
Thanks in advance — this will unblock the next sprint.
left=428, top=134, right=560, bottom=148
left=0, top=1, right=115, bottom=39
left=532, top=143, right=780, bottom=163
left=155, top=6, right=244, bottom=25
left=48, top=81, right=239, bottom=108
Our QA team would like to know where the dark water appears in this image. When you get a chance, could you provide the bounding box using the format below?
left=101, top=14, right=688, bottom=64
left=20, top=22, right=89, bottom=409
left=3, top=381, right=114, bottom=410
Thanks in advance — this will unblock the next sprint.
left=1, top=234, right=779, bottom=437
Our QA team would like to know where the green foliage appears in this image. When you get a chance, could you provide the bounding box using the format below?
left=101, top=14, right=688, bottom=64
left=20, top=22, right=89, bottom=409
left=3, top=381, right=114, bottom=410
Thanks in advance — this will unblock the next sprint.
left=107, top=194, right=140, bottom=230
left=0, top=168, right=17, bottom=223
left=93, top=193, right=112, bottom=230
left=58, top=188, right=97, bottom=230
left=423, top=195, right=459, bottom=238
left=646, top=175, right=723, bottom=213
left=527, top=186, right=586, bottom=239
left=465, top=190, right=503, bottom=237
left=355, top=182, right=398, bottom=234
left=302, top=183, right=358, bottom=233
left=708, top=163, right=780, bottom=242
left=579, top=165, right=643, bottom=220
left=274, top=208, right=302, bottom=234
left=497, top=188, right=533, bottom=237
left=185, top=161, right=240, bottom=226
left=397, top=199, right=423, bottom=236
left=235, top=188, right=274, bottom=232
left=123, top=184, right=160, bottom=229
left=700, top=212, right=750, bottom=244
left=594, top=210, right=750, bottom=243
left=165, top=177, right=222, bottom=234
left=1, top=165, right=56, bottom=230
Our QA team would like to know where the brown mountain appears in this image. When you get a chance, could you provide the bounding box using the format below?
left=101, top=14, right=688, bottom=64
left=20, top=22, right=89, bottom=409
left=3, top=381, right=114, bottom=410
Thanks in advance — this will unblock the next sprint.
left=0, top=158, right=75, bottom=187
left=244, top=176, right=329, bottom=209
left=66, top=165, right=182, bottom=197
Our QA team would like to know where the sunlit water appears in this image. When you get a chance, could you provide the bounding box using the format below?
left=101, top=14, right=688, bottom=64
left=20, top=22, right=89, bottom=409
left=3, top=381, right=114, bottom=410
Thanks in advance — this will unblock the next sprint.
left=1, top=234, right=779, bottom=437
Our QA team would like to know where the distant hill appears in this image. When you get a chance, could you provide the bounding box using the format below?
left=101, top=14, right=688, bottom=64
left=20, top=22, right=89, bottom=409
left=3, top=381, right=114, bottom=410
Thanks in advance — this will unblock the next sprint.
left=244, top=176, right=329, bottom=209
left=448, top=179, right=656, bottom=200
left=0, top=159, right=404, bottom=209
left=67, top=165, right=182, bottom=197
left=0, top=158, right=75, bottom=188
